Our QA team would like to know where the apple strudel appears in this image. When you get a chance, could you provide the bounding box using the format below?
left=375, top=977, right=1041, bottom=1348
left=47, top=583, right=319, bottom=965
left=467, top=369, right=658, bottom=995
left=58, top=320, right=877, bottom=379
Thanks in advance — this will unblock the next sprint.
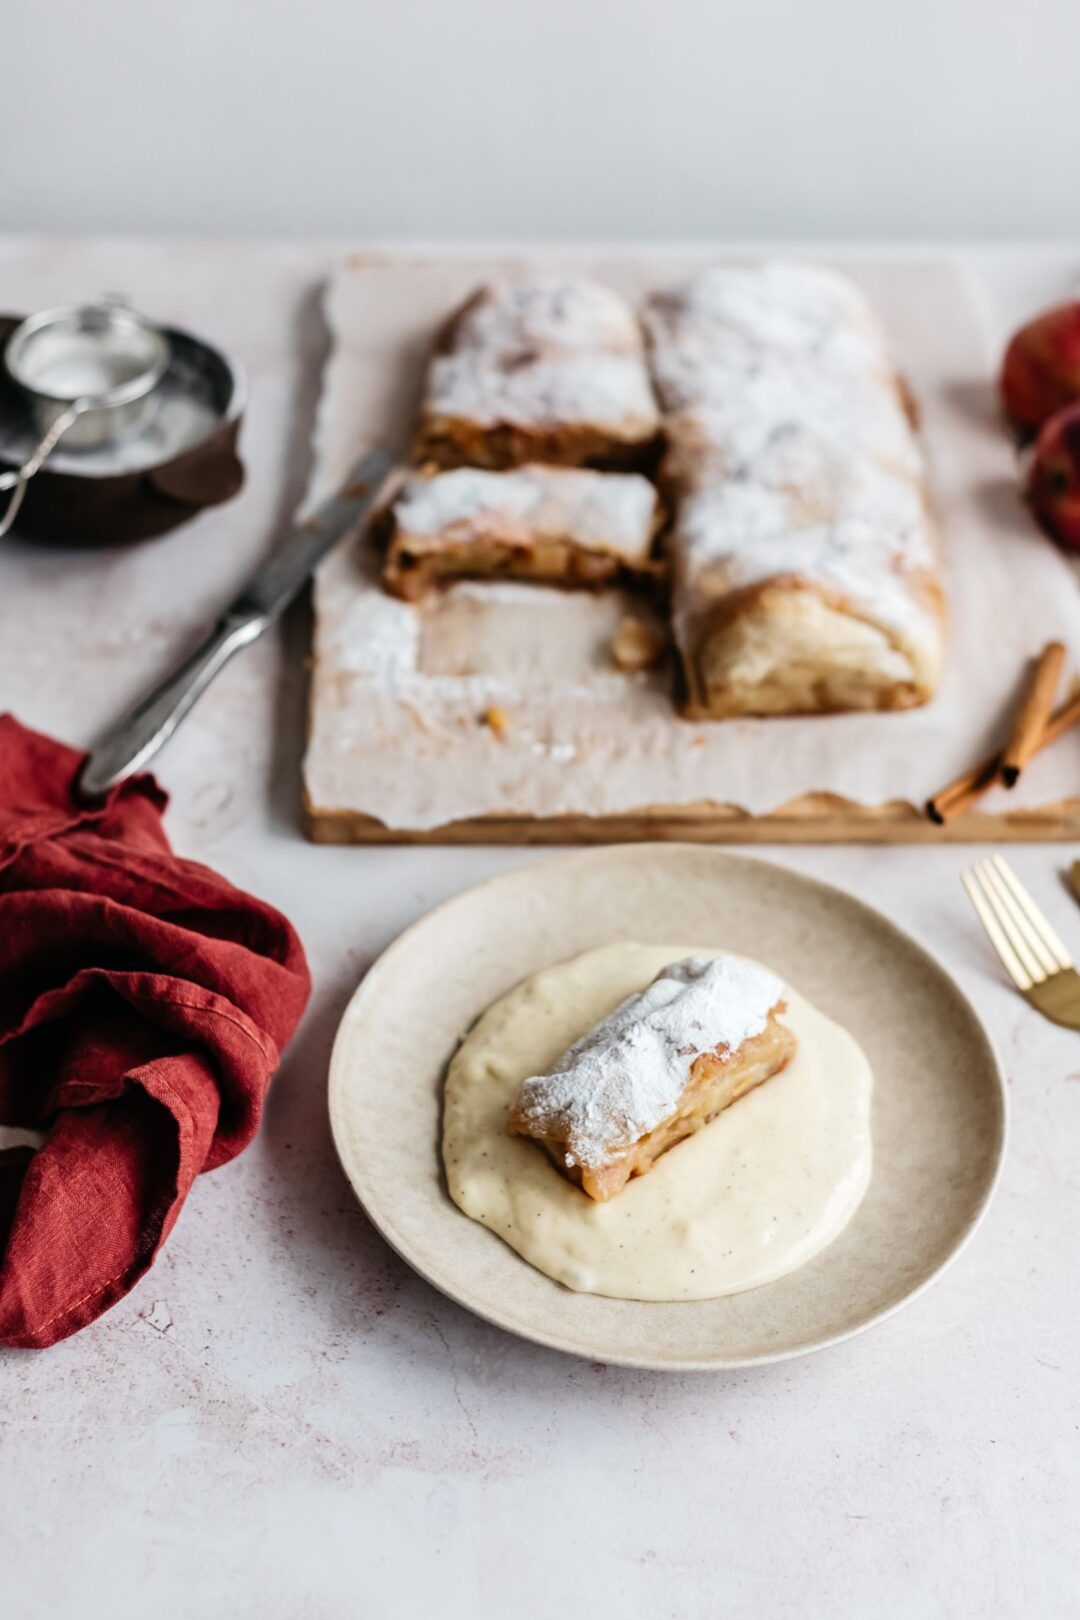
left=644, top=264, right=945, bottom=716
left=413, top=276, right=661, bottom=472
left=507, top=954, right=794, bottom=1202
left=382, top=464, right=664, bottom=601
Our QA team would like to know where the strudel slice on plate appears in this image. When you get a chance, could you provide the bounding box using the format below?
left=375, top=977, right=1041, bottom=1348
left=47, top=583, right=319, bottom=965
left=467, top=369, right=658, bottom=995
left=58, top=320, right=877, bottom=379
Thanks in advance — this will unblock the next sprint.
left=644, top=263, right=945, bottom=716
left=413, top=276, right=661, bottom=472
left=382, top=465, right=664, bottom=600
left=508, top=955, right=794, bottom=1202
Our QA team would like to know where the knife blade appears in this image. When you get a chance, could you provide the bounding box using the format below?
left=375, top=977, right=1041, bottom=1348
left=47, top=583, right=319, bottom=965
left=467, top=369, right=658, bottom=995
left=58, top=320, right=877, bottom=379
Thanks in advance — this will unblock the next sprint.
left=230, top=449, right=395, bottom=622
left=79, top=447, right=395, bottom=798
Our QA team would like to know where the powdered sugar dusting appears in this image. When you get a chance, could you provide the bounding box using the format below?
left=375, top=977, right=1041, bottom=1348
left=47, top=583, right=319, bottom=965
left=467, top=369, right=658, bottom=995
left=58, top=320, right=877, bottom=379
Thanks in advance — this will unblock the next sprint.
left=423, top=275, right=659, bottom=440
left=645, top=263, right=941, bottom=672
left=512, top=954, right=784, bottom=1170
left=453, top=276, right=643, bottom=356
left=645, top=262, right=889, bottom=377
left=658, top=367, right=922, bottom=485
left=426, top=350, right=658, bottom=437
left=334, top=590, right=420, bottom=679
left=644, top=264, right=921, bottom=478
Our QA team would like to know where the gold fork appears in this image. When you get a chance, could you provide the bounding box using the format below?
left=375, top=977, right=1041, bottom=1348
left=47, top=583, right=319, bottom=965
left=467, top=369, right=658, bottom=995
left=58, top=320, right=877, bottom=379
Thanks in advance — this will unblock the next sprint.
left=963, top=855, right=1080, bottom=1029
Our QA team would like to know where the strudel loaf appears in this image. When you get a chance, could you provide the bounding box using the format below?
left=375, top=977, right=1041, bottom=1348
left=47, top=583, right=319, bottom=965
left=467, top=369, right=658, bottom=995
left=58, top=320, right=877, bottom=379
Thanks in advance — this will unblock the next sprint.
left=644, top=264, right=945, bottom=717
left=508, top=954, right=794, bottom=1201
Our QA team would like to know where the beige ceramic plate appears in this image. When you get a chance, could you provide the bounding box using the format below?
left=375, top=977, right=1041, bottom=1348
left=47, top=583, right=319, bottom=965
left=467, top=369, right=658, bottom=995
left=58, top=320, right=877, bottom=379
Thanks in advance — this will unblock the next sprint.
left=329, top=847, right=1006, bottom=1370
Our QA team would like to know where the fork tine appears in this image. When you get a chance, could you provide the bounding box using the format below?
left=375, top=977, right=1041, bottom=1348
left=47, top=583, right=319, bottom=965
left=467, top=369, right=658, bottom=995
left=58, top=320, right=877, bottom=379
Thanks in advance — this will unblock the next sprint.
left=978, top=860, right=1058, bottom=979
left=969, top=864, right=1044, bottom=985
left=991, top=855, right=1073, bottom=971
left=962, top=869, right=1034, bottom=991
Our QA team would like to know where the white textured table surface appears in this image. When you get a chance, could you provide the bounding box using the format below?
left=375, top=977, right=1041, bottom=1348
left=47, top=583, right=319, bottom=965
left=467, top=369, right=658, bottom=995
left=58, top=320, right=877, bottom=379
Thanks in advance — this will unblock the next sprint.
left=2, top=240, right=1079, bottom=1620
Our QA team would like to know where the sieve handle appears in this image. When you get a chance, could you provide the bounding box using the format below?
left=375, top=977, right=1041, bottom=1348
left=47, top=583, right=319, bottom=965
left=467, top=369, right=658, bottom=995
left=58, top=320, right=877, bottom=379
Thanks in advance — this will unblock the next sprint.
left=0, top=401, right=86, bottom=538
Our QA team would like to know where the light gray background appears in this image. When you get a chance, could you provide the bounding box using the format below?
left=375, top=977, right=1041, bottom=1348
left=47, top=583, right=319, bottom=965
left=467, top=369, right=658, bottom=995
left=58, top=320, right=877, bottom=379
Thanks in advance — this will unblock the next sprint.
left=5, top=0, right=1080, bottom=238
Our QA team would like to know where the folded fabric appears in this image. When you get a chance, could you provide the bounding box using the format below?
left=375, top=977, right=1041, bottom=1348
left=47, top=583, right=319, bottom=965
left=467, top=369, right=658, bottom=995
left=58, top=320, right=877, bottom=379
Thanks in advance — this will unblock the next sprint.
left=0, top=715, right=311, bottom=1347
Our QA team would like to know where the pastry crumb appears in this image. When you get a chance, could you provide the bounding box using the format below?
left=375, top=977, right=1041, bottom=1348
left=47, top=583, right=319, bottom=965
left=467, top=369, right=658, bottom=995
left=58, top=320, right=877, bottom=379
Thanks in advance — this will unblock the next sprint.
left=482, top=705, right=510, bottom=735
left=612, top=616, right=666, bottom=673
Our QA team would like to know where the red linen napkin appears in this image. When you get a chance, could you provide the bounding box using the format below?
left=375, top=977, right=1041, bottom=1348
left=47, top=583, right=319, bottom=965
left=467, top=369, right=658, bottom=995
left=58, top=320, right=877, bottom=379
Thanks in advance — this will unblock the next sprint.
left=0, top=715, right=311, bottom=1348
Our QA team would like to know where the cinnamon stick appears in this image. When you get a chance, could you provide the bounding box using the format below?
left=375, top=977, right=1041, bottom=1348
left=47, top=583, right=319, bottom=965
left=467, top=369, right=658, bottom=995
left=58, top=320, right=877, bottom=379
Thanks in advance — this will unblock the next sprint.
left=926, top=755, right=1002, bottom=825
left=1000, top=641, right=1066, bottom=787
left=926, top=685, right=1080, bottom=824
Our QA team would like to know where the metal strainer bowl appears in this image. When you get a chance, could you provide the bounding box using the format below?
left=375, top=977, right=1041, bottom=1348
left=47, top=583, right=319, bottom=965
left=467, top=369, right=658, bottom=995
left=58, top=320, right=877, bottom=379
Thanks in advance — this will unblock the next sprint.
left=1, top=301, right=170, bottom=536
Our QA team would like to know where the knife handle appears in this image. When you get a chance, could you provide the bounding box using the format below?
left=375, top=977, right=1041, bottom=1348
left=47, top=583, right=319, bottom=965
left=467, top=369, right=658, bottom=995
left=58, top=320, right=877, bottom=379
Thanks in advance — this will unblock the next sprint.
left=79, top=612, right=264, bottom=799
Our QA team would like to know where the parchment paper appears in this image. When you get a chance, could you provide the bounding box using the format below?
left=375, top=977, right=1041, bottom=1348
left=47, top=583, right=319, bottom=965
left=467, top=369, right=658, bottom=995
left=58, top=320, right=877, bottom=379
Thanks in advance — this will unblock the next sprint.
left=304, top=253, right=1080, bottom=831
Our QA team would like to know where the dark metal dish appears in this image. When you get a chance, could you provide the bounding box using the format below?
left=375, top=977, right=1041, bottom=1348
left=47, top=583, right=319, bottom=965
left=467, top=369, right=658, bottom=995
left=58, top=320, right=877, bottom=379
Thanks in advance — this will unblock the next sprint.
left=0, top=314, right=247, bottom=545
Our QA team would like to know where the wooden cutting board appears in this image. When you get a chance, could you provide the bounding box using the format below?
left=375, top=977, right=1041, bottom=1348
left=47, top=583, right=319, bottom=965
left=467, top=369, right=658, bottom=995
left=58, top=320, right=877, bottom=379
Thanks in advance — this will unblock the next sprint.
left=307, top=798, right=1080, bottom=845
left=303, top=252, right=1080, bottom=844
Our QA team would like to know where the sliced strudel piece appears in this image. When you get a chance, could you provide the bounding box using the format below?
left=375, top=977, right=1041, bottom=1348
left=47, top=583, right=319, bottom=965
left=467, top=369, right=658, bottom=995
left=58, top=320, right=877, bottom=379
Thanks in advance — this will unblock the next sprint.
left=382, top=465, right=663, bottom=601
left=508, top=955, right=794, bottom=1202
left=413, top=276, right=661, bottom=472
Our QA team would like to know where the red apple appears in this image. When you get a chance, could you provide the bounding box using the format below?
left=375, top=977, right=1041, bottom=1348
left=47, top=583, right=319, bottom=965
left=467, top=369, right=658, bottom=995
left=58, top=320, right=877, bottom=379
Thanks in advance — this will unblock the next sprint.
left=1027, top=401, right=1080, bottom=550
left=999, top=300, right=1080, bottom=438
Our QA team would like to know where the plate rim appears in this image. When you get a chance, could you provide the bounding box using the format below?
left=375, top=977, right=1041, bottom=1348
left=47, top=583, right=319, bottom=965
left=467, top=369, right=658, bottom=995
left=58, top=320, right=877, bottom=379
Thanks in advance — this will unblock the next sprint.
left=328, top=845, right=1009, bottom=1371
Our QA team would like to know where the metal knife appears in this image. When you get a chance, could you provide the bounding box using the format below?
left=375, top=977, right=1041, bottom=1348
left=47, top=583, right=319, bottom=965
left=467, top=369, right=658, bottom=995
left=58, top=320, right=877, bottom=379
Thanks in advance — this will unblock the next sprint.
left=79, top=447, right=394, bottom=799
